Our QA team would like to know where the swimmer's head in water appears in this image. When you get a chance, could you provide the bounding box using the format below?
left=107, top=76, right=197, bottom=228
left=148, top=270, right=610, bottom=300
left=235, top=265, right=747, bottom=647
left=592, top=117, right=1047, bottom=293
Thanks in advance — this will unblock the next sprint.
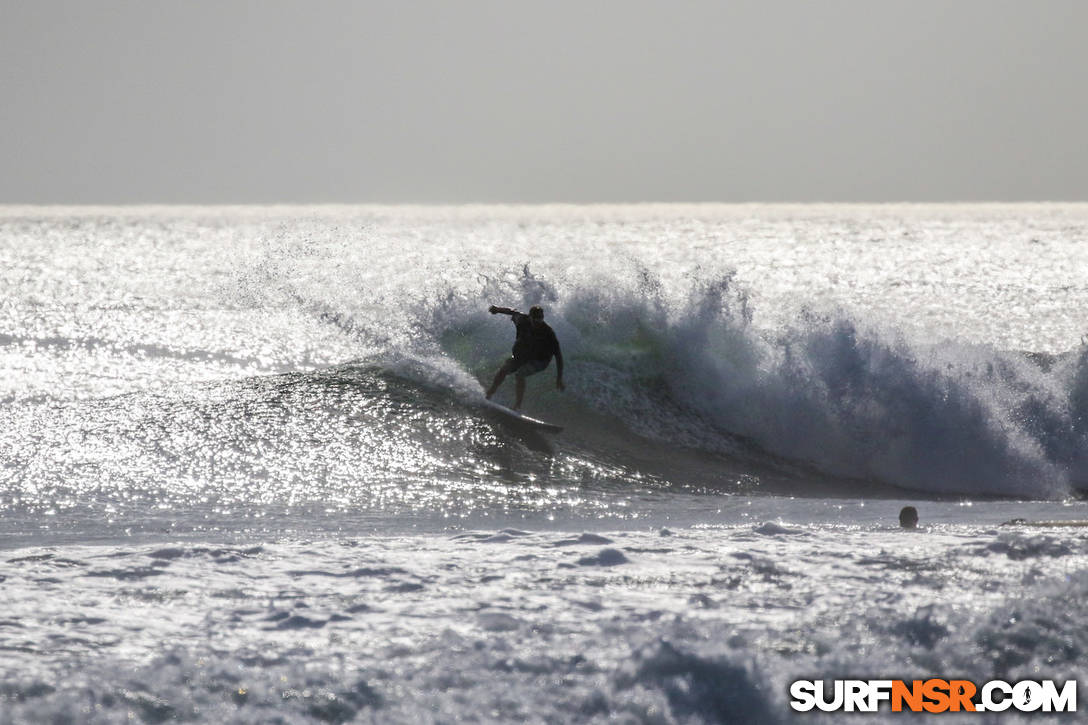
left=899, top=506, right=919, bottom=529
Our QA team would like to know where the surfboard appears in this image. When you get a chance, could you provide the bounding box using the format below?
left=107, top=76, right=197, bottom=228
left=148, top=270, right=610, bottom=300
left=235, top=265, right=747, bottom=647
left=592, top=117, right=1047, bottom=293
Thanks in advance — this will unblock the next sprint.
left=481, top=399, right=563, bottom=433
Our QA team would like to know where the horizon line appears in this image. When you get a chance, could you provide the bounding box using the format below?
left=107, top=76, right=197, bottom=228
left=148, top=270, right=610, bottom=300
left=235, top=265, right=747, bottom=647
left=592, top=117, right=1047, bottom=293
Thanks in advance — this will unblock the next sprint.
left=2, top=200, right=1087, bottom=209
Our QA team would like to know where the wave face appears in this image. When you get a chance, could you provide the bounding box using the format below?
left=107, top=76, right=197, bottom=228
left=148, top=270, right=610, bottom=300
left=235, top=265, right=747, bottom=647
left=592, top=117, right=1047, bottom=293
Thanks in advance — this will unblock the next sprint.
left=3, top=206, right=1088, bottom=510
left=434, top=269, right=1088, bottom=498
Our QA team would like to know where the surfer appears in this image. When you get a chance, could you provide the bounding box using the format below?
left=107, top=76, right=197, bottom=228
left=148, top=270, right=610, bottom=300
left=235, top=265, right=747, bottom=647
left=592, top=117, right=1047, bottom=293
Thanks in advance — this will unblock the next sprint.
left=485, top=305, right=564, bottom=410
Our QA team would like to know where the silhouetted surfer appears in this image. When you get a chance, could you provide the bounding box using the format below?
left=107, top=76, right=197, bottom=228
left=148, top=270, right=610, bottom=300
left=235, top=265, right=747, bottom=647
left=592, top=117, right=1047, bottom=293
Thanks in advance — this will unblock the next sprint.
left=485, top=305, right=564, bottom=410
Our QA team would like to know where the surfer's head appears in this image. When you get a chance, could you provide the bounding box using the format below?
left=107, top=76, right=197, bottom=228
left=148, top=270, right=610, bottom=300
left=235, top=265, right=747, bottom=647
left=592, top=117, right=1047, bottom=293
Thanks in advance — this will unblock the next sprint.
left=899, top=506, right=919, bottom=529
left=529, top=306, right=544, bottom=326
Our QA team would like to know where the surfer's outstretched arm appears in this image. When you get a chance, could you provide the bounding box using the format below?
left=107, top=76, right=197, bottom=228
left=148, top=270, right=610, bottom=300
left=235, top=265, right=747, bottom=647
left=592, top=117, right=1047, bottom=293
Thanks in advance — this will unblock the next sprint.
left=488, top=306, right=517, bottom=316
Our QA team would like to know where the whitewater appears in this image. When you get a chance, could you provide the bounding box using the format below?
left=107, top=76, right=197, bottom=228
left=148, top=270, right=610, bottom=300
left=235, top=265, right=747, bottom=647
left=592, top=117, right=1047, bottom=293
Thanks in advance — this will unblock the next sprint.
left=2, top=203, right=1088, bottom=723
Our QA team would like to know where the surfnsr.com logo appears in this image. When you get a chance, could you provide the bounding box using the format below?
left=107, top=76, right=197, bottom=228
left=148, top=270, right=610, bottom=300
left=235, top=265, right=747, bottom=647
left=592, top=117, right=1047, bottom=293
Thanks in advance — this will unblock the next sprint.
left=790, top=679, right=1077, bottom=713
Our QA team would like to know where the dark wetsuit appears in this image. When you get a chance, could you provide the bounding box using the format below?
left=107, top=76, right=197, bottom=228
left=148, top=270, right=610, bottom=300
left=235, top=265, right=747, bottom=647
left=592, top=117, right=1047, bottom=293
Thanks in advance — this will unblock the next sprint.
left=507, top=312, right=562, bottom=378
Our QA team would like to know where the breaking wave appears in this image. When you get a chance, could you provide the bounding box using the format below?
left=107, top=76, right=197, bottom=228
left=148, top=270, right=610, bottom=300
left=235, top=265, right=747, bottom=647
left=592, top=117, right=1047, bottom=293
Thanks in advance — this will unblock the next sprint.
left=235, top=242, right=1088, bottom=500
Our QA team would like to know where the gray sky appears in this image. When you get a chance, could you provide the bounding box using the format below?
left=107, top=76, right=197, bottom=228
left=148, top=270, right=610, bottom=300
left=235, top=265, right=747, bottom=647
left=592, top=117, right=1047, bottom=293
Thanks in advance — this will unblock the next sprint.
left=2, top=1, right=1086, bottom=203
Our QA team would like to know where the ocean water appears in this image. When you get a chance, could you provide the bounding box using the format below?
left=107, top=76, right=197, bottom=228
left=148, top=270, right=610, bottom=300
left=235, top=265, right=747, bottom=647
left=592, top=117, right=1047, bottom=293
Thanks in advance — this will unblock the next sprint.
left=2, top=203, right=1088, bottom=723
